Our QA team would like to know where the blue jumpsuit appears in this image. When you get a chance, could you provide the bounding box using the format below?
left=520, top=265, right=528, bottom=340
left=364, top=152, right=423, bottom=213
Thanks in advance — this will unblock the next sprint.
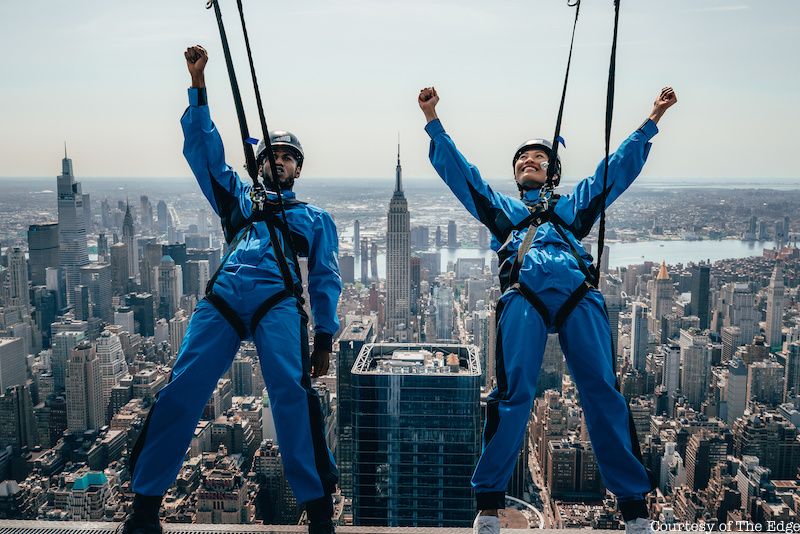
left=130, top=87, right=341, bottom=505
left=425, top=118, right=658, bottom=511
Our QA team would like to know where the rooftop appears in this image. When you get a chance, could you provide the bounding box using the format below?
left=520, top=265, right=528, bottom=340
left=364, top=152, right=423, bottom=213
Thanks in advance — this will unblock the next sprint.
left=0, top=522, right=574, bottom=533
left=352, top=343, right=480, bottom=377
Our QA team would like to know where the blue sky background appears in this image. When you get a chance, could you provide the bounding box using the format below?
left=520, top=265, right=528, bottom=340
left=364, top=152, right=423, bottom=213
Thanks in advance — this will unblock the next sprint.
left=0, top=0, right=797, bottom=181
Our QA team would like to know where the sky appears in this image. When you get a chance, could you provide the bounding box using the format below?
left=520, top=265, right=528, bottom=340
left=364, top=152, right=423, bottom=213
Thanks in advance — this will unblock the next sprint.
left=0, top=0, right=798, bottom=182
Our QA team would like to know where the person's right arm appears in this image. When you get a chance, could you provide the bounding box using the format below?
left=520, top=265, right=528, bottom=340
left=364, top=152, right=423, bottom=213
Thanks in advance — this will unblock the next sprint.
left=181, top=45, right=250, bottom=218
left=418, top=87, right=526, bottom=241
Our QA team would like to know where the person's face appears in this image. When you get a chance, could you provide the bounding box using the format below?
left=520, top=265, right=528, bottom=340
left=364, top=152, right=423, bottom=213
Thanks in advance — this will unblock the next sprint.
left=514, top=149, right=550, bottom=189
left=260, top=148, right=301, bottom=185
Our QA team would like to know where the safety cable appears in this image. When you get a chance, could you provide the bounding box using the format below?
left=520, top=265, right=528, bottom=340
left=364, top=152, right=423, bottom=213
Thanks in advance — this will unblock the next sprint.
left=594, top=0, right=621, bottom=284
left=206, top=0, right=303, bottom=294
left=233, top=0, right=305, bottom=289
left=545, top=0, right=580, bottom=193
left=206, top=0, right=260, bottom=185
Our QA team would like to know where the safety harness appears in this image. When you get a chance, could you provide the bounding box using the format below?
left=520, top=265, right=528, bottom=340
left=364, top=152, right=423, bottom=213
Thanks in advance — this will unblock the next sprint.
left=509, top=0, right=617, bottom=329
left=203, top=198, right=308, bottom=340
left=502, top=193, right=599, bottom=331
left=202, top=0, right=308, bottom=339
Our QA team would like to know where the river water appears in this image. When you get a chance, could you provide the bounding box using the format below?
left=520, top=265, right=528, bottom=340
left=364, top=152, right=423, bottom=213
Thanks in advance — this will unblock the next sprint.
left=354, top=239, right=777, bottom=279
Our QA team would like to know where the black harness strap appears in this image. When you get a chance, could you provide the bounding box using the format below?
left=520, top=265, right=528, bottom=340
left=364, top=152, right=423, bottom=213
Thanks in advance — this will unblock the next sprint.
left=234, top=0, right=305, bottom=293
left=544, top=0, right=580, bottom=192
left=506, top=195, right=598, bottom=329
left=594, top=0, right=621, bottom=278
left=203, top=1, right=306, bottom=341
left=206, top=292, right=248, bottom=339
left=551, top=221, right=598, bottom=287
left=250, top=289, right=293, bottom=335
left=554, top=281, right=592, bottom=329
left=207, top=0, right=260, bottom=184
left=263, top=214, right=300, bottom=297
left=513, top=282, right=551, bottom=327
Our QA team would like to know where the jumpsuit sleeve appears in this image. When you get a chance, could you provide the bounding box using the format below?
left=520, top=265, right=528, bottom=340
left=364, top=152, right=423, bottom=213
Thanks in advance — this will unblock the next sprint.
left=425, top=119, right=528, bottom=241
left=554, top=119, right=659, bottom=240
left=307, top=210, right=342, bottom=352
left=181, top=87, right=251, bottom=218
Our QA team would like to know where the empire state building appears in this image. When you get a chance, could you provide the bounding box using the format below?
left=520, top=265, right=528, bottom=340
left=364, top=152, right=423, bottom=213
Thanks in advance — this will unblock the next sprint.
left=385, top=142, right=410, bottom=340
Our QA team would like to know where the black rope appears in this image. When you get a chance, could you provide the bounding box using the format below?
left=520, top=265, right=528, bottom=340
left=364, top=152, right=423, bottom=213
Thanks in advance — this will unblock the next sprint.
left=594, top=0, right=621, bottom=279
left=206, top=0, right=260, bottom=186
left=545, top=0, right=581, bottom=193
left=206, top=0, right=303, bottom=294
left=235, top=0, right=305, bottom=289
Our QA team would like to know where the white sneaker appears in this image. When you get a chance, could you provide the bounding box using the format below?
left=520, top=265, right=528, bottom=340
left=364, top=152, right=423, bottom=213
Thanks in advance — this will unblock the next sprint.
left=625, top=517, right=654, bottom=534
left=473, top=514, right=500, bottom=534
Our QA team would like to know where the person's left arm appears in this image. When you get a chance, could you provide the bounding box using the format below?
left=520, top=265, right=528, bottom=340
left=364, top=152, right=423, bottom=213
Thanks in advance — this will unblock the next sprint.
left=307, top=210, right=342, bottom=376
left=555, top=87, right=677, bottom=239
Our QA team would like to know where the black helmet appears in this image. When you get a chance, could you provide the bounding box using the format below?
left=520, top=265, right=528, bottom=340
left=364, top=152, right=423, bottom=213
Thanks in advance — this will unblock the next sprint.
left=256, top=130, right=304, bottom=167
left=513, top=138, right=562, bottom=186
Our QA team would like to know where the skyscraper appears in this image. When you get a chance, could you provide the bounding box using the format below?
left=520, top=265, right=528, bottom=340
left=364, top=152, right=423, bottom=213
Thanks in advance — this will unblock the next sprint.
left=140, top=194, right=153, bottom=231
left=127, top=293, right=155, bottom=337
left=184, top=259, right=211, bottom=296
left=122, top=203, right=139, bottom=281
left=157, top=200, right=168, bottom=233
left=685, top=431, right=729, bottom=491
left=721, top=283, right=758, bottom=345
left=139, top=240, right=163, bottom=294
left=650, top=261, right=673, bottom=341
left=732, top=411, right=800, bottom=480
left=690, top=264, right=711, bottom=329
left=746, top=359, right=784, bottom=407
left=157, top=255, right=182, bottom=319
left=447, top=220, right=457, bottom=248
left=725, top=356, right=748, bottom=426
left=51, top=320, right=88, bottom=392
left=434, top=285, right=455, bottom=341
left=354, top=219, right=361, bottom=256
left=27, top=222, right=59, bottom=286
left=351, top=343, right=481, bottom=527
left=336, top=316, right=376, bottom=499
left=109, top=242, right=129, bottom=294
left=631, top=302, right=649, bottom=372
left=784, top=341, right=800, bottom=401
left=0, top=384, right=36, bottom=453
left=4, top=247, right=29, bottom=312
left=95, top=330, right=126, bottom=422
left=680, top=328, right=712, bottom=410
left=0, top=338, right=27, bottom=391
left=335, top=254, right=353, bottom=285
left=79, top=263, right=113, bottom=323
left=66, top=340, right=104, bottom=432
left=370, top=241, right=378, bottom=280
left=386, top=142, right=411, bottom=340
left=57, top=146, right=90, bottom=304
left=765, top=262, right=785, bottom=351
left=662, top=342, right=680, bottom=414
left=360, top=238, right=369, bottom=284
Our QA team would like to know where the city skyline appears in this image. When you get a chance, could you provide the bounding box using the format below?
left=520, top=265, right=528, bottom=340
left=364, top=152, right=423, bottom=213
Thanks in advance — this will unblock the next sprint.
left=0, top=132, right=798, bottom=529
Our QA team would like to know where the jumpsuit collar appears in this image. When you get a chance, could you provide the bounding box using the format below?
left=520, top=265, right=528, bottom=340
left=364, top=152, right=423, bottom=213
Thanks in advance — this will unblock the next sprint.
left=266, top=189, right=296, bottom=201
left=522, top=187, right=551, bottom=205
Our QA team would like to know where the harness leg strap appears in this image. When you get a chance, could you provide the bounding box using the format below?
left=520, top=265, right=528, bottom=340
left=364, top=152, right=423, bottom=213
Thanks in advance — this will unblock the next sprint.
left=513, top=282, right=552, bottom=327
left=250, top=289, right=293, bottom=334
left=554, top=281, right=593, bottom=330
left=205, top=293, right=249, bottom=339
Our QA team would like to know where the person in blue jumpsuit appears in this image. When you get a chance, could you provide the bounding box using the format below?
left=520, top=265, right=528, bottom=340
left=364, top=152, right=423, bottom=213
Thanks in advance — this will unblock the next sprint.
left=120, top=46, right=341, bottom=534
left=418, top=86, right=677, bottom=534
